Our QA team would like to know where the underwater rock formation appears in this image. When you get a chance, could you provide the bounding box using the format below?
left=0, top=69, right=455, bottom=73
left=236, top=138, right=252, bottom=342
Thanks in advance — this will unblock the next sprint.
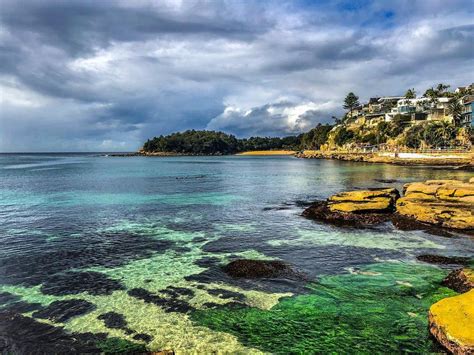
left=442, top=268, right=474, bottom=293
left=429, top=290, right=474, bottom=355
left=32, top=300, right=96, bottom=323
left=396, top=179, right=474, bottom=231
left=223, top=259, right=304, bottom=279
left=416, top=255, right=472, bottom=266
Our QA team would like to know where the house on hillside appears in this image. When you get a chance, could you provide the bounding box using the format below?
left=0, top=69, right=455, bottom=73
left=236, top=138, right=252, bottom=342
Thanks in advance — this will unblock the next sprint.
left=427, top=97, right=452, bottom=122
left=358, top=96, right=401, bottom=125
left=455, top=83, right=474, bottom=94
left=383, top=97, right=456, bottom=123
left=461, top=95, right=474, bottom=127
left=385, top=98, right=429, bottom=122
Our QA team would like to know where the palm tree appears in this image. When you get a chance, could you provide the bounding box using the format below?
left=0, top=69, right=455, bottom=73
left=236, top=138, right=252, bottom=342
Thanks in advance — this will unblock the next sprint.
left=405, top=88, right=416, bottom=99
left=423, top=87, right=439, bottom=112
left=436, top=83, right=450, bottom=96
left=447, top=99, right=464, bottom=126
left=403, top=88, right=416, bottom=110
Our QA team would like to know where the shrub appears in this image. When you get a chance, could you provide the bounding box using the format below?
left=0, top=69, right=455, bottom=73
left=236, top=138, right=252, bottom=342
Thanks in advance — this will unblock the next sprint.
left=404, top=124, right=425, bottom=148
left=334, top=127, right=355, bottom=146
left=423, top=122, right=457, bottom=148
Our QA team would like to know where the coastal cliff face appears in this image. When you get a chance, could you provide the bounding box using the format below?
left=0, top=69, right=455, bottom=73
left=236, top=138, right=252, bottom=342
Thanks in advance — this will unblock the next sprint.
left=397, top=179, right=474, bottom=230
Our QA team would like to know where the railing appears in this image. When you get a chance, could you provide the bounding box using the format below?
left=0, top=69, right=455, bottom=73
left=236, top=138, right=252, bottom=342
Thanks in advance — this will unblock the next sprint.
left=342, top=145, right=472, bottom=154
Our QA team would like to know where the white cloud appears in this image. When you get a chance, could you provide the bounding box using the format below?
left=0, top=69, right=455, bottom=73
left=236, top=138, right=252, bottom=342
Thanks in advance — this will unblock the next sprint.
left=0, top=0, right=473, bottom=151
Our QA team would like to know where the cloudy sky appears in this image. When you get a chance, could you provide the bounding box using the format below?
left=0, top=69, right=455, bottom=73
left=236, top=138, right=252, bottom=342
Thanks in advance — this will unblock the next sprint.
left=0, top=0, right=473, bottom=152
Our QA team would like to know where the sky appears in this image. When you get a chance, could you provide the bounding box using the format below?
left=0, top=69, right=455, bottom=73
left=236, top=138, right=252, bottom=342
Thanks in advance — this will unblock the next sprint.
left=0, top=0, right=473, bottom=152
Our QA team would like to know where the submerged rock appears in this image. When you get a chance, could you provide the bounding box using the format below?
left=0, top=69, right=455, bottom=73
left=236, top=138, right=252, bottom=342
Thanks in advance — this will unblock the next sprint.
left=442, top=268, right=474, bottom=293
left=302, top=200, right=392, bottom=228
left=396, top=179, right=474, bottom=231
left=374, top=178, right=399, bottom=183
left=32, top=299, right=96, bottom=323
left=416, top=255, right=472, bottom=266
left=98, top=312, right=128, bottom=330
left=429, top=290, right=474, bottom=354
left=222, top=259, right=304, bottom=280
left=0, top=310, right=105, bottom=354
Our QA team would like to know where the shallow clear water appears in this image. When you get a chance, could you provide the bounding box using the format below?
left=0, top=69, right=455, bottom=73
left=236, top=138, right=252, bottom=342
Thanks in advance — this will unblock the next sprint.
left=0, top=154, right=473, bottom=353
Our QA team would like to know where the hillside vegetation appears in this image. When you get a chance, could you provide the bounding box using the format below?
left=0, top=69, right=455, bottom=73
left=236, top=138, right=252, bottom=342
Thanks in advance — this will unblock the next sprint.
left=142, top=83, right=473, bottom=154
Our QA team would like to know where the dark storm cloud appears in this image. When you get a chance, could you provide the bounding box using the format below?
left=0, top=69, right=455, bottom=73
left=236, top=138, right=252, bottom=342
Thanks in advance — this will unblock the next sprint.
left=0, top=0, right=266, bottom=56
left=0, top=0, right=473, bottom=151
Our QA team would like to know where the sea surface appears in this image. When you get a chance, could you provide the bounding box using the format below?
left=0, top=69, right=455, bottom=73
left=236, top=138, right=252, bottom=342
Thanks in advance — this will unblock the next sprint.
left=1, top=153, right=473, bottom=354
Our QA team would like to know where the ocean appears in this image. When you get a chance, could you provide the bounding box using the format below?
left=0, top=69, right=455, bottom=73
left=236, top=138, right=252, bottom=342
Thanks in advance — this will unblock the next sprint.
left=1, top=153, right=473, bottom=353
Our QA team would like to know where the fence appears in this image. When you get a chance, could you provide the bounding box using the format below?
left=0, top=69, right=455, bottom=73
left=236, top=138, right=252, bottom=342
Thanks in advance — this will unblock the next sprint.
left=347, top=144, right=472, bottom=154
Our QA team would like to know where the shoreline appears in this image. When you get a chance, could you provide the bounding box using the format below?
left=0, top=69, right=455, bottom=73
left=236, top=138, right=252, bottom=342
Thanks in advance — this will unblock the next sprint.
left=106, top=150, right=297, bottom=157
left=296, top=150, right=474, bottom=169
left=105, top=149, right=473, bottom=169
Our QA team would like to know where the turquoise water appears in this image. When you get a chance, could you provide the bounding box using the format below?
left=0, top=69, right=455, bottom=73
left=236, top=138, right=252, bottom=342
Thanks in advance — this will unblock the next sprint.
left=0, top=154, right=473, bottom=353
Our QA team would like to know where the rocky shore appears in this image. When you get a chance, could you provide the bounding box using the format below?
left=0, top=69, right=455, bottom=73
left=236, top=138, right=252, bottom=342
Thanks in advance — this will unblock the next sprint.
left=296, top=150, right=474, bottom=169
left=303, top=178, right=474, bottom=353
left=303, top=178, right=474, bottom=232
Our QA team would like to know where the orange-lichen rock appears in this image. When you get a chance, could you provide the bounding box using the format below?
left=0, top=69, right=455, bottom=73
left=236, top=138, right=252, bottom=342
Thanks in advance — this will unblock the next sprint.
left=327, top=188, right=399, bottom=213
left=397, top=179, right=474, bottom=230
left=429, top=290, right=474, bottom=354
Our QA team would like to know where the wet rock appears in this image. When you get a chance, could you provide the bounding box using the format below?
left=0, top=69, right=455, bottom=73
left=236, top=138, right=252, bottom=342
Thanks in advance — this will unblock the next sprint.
left=98, top=312, right=128, bottom=330
left=302, top=188, right=399, bottom=227
left=222, top=259, right=304, bottom=280
left=416, top=255, right=471, bottom=265
left=396, top=179, right=474, bottom=231
left=429, top=290, right=474, bottom=354
left=442, top=268, right=474, bottom=293
left=374, top=179, right=399, bottom=183
left=303, top=200, right=392, bottom=227
left=390, top=214, right=455, bottom=237
left=0, top=310, right=104, bottom=354
left=32, top=299, right=96, bottom=323
left=40, top=271, right=125, bottom=296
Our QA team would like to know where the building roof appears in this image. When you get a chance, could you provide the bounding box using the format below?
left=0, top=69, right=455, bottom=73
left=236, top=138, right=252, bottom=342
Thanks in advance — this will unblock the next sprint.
left=378, top=96, right=404, bottom=102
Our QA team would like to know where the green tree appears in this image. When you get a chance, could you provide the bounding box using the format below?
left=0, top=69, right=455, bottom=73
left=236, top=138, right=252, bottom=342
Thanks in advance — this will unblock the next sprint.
left=334, top=127, right=355, bottom=146
left=389, top=114, right=411, bottom=137
left=423, top=122, right=457, bottom=148
left=343, top=92, right=360, bottom=120
left=404, top=88, right=416, bottom=99
left=436, top=83, right=450, bottom=95
left=447, top=99, right=464, bottom=126
left=404, top=124, right=425, bottom=148
left=300, top=124, right=333, bottom=149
